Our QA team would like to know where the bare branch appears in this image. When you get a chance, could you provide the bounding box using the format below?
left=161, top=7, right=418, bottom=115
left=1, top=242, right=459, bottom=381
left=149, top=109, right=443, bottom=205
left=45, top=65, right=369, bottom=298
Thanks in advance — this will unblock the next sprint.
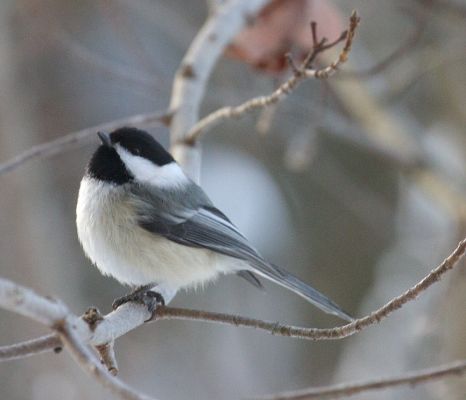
left=96, top=342, right=119, bottom=376
left=168, top=0, right=271, bottom=180
left=185, top=11, right=360, bottom=144
left=0, top=303, right=151, bottom=362
left=256, top=359, right=466, bottom=400
left=0, top=110, right=170, bottom=177
left=0, top=237, right=463, bottom=399
left=0, top=333, right=61, bottom=361
left=0, top=296, right=152, bottom=360
left=0, top=278, right=155, bottom=400
left=155, top=237, right=466, bottom=339
left=83, top=307, right=118, bottom=375
left=58, top=320, right=154, bottom=400
left=5, top=1, right=462, bottom=398
left=2, top=237, right=465, bottom=365
left=0, top=277, right=68, bottom=325
left=0, top=1, right=274, bottom=182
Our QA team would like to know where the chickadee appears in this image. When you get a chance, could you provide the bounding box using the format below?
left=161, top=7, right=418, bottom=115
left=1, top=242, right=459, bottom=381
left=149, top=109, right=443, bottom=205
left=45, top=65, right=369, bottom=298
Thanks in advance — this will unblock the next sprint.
left=76, top=127, right=352, bottom=321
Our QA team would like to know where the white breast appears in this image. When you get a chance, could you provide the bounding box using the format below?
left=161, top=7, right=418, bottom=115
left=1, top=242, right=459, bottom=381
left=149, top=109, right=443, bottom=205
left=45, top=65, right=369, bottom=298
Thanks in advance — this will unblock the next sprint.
left=76, top=177, right=240, bottom=291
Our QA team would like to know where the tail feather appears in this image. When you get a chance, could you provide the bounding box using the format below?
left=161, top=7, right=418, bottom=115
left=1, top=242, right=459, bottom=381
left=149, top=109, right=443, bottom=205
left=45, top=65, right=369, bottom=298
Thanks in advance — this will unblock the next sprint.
left=251, top=261, right=353, bottom=322
left=237, top=270, right=264, bottom=290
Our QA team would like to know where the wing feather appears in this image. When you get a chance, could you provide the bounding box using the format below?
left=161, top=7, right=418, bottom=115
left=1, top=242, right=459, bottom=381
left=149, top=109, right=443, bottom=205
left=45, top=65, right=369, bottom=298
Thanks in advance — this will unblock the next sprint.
left=139, top=205, right=261, bottom=262
left=132, top=186, right=352, bottom=321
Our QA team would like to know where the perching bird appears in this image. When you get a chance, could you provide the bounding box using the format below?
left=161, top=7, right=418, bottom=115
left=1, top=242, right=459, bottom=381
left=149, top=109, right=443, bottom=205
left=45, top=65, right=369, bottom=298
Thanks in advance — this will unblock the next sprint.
left=76, top=127, right=352, bottom=321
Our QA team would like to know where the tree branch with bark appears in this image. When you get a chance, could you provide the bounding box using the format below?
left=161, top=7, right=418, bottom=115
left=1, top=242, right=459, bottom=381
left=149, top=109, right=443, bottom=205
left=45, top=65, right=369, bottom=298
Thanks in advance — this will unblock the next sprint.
left=1, top=1, right=465, bottom=399
left=256, top=359, right=466, bottom=400
left=185, top=11, right=359, bottom=144
left=1, top=238, right=465, bottom=399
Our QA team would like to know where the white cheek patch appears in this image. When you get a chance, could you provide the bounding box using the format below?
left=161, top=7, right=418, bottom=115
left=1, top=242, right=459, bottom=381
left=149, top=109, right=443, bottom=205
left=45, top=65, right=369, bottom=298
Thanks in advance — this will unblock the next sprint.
left=115, top=145, right=188, bottom=188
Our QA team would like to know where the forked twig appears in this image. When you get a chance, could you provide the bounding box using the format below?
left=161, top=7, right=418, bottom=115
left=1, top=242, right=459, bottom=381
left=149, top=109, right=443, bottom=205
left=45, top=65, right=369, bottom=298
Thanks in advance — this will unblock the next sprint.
left=1, top=238, right=464, bottom=360
left=184, top=11, right=360, bottom=144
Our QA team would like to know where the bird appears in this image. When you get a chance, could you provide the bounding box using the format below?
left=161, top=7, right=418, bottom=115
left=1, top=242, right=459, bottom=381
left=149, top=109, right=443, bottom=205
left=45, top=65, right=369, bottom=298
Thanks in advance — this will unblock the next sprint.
left=76, top=127, right=352, bottom=321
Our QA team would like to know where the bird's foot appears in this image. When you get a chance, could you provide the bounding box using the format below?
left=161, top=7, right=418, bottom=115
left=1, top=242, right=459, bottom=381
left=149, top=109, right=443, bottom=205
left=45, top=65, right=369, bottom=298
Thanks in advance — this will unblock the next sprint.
left=112, top=285, right=165, bottom=315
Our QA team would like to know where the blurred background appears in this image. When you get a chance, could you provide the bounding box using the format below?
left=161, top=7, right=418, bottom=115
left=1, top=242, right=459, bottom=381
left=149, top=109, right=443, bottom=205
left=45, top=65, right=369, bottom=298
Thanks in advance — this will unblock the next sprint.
left=0, top=0, right=465, bottom=399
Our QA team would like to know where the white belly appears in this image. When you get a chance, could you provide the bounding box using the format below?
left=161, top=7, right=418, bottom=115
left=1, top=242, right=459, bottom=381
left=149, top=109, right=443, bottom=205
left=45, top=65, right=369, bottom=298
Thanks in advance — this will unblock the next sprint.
left=76, top=178, right=241, bottom=290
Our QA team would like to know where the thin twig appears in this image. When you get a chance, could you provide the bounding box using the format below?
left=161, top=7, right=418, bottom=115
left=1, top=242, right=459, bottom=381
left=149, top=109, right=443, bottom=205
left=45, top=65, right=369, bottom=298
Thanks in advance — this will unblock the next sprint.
left=168, top=0, right=271, bottom=180
left=185, top=11, right=360, bottom=144
left=2, top=237, right=464, bottom=364
left=255, top=359, right=466, bottom=399
left=0, top=333, right=61, bottom=361
left=0, top=110, right=171, bottom=177
left=0, top=279, right=155, bottom=400
left=82, top=307, right=119, bottom=375
left=154, top=237, right=466, bottom=339
left=96, top=342, right=119, bottom=376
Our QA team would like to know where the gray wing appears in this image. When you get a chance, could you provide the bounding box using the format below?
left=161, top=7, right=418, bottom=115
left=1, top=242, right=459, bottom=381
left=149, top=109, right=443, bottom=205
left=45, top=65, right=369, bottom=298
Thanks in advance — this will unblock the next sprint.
left=130, top=185, right=263, bottom=288
left=138, top=202, right=267, bottom=264
left=132, top=185, right=352, bottom=321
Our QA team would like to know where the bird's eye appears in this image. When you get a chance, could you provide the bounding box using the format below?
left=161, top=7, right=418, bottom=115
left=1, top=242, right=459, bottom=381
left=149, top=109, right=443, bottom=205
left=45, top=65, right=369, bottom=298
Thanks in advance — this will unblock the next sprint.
left=132, top=148, right=141, bottom=156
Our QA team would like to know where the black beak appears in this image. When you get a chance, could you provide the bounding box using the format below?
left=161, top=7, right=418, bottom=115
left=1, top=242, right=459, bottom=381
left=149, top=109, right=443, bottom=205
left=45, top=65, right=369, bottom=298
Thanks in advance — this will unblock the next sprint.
left=97, top=131, right=112, bottom=147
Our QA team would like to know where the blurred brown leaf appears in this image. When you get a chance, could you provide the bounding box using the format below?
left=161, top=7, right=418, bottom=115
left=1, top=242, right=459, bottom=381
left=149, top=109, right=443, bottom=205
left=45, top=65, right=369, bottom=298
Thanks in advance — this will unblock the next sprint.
left=225, top=0, right=344, bottom=74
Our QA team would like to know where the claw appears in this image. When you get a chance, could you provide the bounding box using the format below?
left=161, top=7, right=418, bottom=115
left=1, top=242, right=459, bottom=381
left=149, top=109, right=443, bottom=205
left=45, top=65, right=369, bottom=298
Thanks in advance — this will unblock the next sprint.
left=112, top=285, right=165, bottom=317
left=142, top=291, right=165, bottom=314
